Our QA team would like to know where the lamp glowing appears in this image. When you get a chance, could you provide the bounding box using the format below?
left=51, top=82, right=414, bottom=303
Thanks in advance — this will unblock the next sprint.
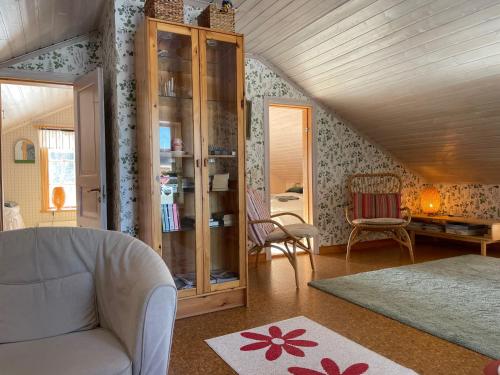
left=420, top=186, right=440, bottom=215
left=52, top=187, right=66, bottom=211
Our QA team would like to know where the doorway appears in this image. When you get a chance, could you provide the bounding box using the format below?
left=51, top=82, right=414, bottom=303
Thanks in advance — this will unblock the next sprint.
left=1, top=83, right=76, bottom=230
left=265, top=101, right=314, bottom=254
left=0, top=69, right=107, bottom=231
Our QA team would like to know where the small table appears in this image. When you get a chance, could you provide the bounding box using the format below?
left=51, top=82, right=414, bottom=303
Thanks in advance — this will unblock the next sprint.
left=409, top=214, right=500, bottom=256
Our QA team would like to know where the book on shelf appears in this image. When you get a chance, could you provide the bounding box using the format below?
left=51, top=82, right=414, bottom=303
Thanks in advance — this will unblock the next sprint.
left=210, top=269, right=239, bottom=284
left=161, top=203, right=181, bottom=232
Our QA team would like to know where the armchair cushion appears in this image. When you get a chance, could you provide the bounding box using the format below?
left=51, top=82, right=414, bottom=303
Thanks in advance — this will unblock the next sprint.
left=0, top=228, right=99, bottom=344
left=266, top=223, right=318, bottom=242
left=0, top=328, right=131, bottom=375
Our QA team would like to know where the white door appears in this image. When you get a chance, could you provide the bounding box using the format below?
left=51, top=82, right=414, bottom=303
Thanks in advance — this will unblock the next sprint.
left=74, top=68, right=107, bottom=229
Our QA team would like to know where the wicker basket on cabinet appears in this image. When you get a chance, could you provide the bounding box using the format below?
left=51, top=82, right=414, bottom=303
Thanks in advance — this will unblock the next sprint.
left=144, top=0, right=184, bottom=23
left=198, top=4, right=235, bottom=33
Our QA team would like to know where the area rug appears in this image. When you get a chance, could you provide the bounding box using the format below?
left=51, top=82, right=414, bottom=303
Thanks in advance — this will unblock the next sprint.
left=309, top=254, right=500, bottom=359
left=206, top=316, right=417, bottom=374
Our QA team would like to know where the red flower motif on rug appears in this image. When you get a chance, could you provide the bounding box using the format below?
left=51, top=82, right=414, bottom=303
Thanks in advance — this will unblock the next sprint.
left=288, top=358, right=369, bottom=375
left=240, top=326, right=318, bottom=361
left=484, top=360, right=500, bottom=375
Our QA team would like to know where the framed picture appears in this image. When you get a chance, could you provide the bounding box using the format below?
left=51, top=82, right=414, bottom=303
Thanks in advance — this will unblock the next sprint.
left=14, top=139, right=35, bottom=164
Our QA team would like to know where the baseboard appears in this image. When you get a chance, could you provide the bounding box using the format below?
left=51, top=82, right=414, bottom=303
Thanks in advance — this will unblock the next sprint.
left=319, top=239, right=395, bottom=255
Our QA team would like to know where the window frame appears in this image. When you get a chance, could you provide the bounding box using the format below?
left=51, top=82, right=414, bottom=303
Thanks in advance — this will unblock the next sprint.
left=39, top=128, right=77, bottom=212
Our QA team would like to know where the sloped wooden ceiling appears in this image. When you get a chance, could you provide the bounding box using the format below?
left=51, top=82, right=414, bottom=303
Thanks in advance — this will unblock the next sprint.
left=235, top=0, right=500, bottom=184
left=1, top=84, right=73, bottom=130
left=0, top=0, right=104, bottom=62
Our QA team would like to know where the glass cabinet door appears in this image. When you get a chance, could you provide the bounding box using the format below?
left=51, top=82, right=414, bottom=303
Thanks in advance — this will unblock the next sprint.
left=200, top=32, right=245, bottom=292
left=155, top=26, right=201, bottom=296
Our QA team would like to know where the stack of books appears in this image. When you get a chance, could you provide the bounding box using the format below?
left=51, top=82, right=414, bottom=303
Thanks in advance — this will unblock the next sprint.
left=422, top=223, right=444, bottom=232
left=173, top=273, right=196, bottom=290
left=162, top=203, right=180, bottom=232
left=210, top=270, right=239, bottom=284
left=445, top=223, right=488, bottom=236
left=209, top=218, right=222, bottom=227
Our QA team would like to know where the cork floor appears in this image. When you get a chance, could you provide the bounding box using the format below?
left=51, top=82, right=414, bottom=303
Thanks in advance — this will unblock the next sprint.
left=169, top=240, right=499, bottom=375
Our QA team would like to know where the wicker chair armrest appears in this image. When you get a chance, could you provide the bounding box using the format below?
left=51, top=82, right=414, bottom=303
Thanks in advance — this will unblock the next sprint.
left=400, top=206, right=412, bottom=225
left=344, top=205, right=354, bottom=226
left=270, top=212, right=306, bottom=223
left=248, top=219, right=302, bottom=243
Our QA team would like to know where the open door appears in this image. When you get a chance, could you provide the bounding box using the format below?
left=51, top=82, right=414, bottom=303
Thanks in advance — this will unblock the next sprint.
left=74, top=68, right=107, bottom=229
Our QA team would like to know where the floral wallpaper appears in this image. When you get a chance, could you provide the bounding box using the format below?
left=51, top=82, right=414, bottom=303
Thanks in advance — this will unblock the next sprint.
left=8, top=1, right=500, bottom=244
left=245, top=58, right=424, bottom=245
left=98, top=0, right=205, bottom=235
left=433, top=184, right=500, bottom=219
left=9, top=32, right=101, bottom=75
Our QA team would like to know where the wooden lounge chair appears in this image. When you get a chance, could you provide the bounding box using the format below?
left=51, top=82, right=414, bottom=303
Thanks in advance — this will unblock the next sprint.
left=247, top=188, right=317, bottom=288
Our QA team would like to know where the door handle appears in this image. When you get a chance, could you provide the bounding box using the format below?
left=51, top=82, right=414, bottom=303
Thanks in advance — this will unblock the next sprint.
left=196, top=159, right=200, bottom=168
left=87, top=188, right=101, bottom=193
left=204, top=158, right=208, bottom=167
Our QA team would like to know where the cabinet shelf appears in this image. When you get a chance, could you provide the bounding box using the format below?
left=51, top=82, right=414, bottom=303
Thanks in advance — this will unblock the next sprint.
left=159, top=95, right=193, bottom=101
left=159, top=95, right=233, bottom=104
left=208, top=155, right=236, bottom=158
left=162, top=226, right=195, bottom=234
left=160, top=152, right=194, bottom=158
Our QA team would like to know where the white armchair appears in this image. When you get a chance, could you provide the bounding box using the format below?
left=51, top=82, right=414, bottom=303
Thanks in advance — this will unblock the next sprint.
left=0, top=227, right=177, bottom=375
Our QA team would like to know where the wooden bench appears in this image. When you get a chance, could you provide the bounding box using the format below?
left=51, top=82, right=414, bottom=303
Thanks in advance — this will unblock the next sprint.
left=409, top=214, right=500, bottom=256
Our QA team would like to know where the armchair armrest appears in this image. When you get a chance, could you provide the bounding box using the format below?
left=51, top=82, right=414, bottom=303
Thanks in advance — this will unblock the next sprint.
left=344, top=205, right=354, bottom=226
left=270, top=211, right=306, bottom=223
left=95, top=233, right=177, bottom=375
left=249, top=218, right=303, bottom=243
left=400, top=206, right=412, bottom=225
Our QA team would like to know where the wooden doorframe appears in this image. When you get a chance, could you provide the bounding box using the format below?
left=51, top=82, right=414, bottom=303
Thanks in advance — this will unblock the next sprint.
left=0, top=72, right=75, bottom=231
left=264, top=97, right=318, bottom=254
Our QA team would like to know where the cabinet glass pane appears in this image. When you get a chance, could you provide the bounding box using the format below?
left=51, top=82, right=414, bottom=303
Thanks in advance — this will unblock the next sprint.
left=206, top=38, right=240, bottom=285
left=157, top=31, right=197, bottom=291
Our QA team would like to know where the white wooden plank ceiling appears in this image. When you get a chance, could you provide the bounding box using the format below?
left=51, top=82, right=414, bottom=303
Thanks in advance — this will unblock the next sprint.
left=236, top=0, right=500, bottom=184
left=1, top=84, right=73, bottom=130
left=0, top=0, right=105, bottom=62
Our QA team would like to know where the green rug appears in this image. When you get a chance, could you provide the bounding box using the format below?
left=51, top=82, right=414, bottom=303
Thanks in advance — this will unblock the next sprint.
left=309, top=255, right=500, bottom=358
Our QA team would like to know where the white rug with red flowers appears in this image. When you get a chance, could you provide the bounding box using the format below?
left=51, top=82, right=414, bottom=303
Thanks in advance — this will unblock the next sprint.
left=206, top=316, right=417, bottom=375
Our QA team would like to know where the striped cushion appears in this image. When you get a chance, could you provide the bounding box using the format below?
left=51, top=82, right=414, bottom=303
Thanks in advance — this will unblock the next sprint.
left=375, top=193, right=402, bottom=219
left=352, top=193, right=402, bottom=219
left=247, top=188, right=275, bottom=246
left=352, top=193, right=376, bottom=219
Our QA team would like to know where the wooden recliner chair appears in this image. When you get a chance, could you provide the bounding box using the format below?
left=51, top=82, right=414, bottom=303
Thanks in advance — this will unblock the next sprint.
left=345, top=173, right=414, bottom=262
left=246, top=188, right=317, bottom=288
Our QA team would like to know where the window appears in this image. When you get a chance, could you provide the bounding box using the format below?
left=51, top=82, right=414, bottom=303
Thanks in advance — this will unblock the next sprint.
left=39, top=129, right=76, bottom=211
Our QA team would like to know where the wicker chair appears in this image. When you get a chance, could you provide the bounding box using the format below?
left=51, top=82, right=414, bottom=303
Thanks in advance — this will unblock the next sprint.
left=345, top=173, right=414, bottom=262
left=247, top=188, right=317, bottom=288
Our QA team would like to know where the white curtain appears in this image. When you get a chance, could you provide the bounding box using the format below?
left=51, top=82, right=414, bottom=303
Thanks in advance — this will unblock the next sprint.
left=39, top=129, right=75, bottom=150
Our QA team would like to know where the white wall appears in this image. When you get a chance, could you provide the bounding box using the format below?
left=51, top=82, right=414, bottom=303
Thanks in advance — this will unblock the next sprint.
left=2, top=106, right=76, bottom=228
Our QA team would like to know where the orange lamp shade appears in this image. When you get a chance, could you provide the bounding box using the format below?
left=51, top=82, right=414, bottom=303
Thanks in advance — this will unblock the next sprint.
left=420, top=187, right=441, bottom=214
left=52, top=187, right=66, bottom=211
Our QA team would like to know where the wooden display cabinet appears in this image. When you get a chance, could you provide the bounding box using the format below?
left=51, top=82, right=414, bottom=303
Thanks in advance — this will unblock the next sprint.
left=135, top=18, right=247, bottom=318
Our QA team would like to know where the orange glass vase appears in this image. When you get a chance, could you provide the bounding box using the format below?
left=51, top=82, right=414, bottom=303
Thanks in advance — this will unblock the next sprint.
left=52, top=187, right=66, bottom=211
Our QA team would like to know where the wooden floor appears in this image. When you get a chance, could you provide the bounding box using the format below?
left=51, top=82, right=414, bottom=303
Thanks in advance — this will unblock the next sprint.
left=169, top=239, right=499, bottom=374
